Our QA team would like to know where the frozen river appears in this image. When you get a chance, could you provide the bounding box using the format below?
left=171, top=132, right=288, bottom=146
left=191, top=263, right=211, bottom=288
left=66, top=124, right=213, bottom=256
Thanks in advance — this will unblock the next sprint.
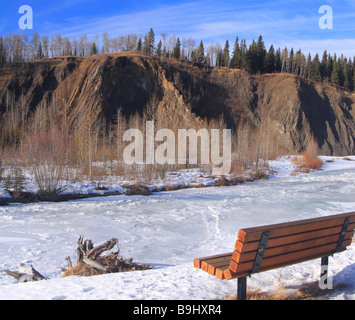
left=0, top=156, right=355, bottom=300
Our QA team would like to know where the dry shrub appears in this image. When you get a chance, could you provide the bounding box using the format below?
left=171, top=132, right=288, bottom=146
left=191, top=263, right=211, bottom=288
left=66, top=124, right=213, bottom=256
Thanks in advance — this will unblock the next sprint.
left=291, top=151, right=323, bottom=174
left=229, top=160, right=246, bottom=175
left=21, top=126, right=71, bottom=195
left=225, top=281, right=348, bottom=300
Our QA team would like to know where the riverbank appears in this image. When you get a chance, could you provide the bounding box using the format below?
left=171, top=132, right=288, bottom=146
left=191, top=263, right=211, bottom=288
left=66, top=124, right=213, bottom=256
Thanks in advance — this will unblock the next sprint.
left=0, top=167, right=269, bottom=205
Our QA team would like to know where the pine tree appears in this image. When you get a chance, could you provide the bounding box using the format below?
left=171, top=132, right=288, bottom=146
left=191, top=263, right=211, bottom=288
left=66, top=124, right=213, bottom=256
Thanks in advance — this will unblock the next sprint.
left=275, top=48, right=282, bottom=73
left=326, top=54, right=333, bottom=80
left=173, top=38, right=181, bottom=59
left=222, top=40, right=230, bottom=67
left=320, top=50, right=328, bottom=79
left=0, top=36, right=5, bottom=65
left=265, top=45, right=275, bottom=73
left=37, top=41, right=43, bottom=59
left=137, top=38, right=142, bottom=52
left=156, top=40, right=162, bottom=57
left=143, top=28, right=155, bottom=56
left=343, top=61, right=350, bottom=90
left=197, top=40, right=205, bottom=65
left=230, top=36, right=240, bottom=69
left=246, top=40, right=258, bottom=74
left=330, top=57, right=340, bottom=85
left=310, top=53, right=321, bottom=81
left=256, top=35, right=266, bottom=73
left=289, top=48, right=294, bottom=74
left=216, top=49, right=223, bottom=67
left=90, top=42, right=97, bottom=56
left=306, top=53, right=312, bottom=79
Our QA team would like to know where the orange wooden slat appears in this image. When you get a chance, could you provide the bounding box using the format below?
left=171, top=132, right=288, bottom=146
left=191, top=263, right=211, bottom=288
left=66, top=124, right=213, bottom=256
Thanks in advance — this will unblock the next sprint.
left=229, top=239, right=352, bottom=274
left=194, top=252, right=232, bottom=270
left=215, top=266, right=229, bottom=280
left=238, top=212, right=355, bottom=243
left=235, top=224, right=355, bottom=253
left=232, top=232, right=354, bottom=263
left=201, top=253, right=233, bottom=272
left=224, top=246, right=349, bottom=280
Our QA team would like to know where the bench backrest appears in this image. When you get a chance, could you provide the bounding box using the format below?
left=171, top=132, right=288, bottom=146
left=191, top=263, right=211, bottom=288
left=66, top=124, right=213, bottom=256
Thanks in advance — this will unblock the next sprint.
left=224, top=212, right=355, bottom=280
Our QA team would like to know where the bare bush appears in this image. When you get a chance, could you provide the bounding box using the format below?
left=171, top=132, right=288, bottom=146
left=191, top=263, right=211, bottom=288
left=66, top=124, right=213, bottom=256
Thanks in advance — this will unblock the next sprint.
left=21, top=127, right=70, bottom=195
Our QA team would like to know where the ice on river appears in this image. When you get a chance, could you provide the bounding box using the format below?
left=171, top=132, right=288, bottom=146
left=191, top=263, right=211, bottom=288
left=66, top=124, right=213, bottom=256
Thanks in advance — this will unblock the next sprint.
left=0, top=156, right=355, bottom=300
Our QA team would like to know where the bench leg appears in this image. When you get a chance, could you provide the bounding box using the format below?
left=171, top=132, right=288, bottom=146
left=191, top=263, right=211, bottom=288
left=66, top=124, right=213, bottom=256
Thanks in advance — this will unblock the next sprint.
left=237, top=276, right=247, bottom=300
left=320, top=256, right=329, bottom=288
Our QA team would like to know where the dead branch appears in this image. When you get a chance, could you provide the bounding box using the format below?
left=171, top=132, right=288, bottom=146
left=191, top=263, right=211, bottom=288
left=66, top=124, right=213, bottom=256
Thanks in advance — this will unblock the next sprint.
left=66, top=256, right=73, bottom=269
left=3, top=263, right=47, bottom=282
left=3, top=269, right=26, bottom=281
left=83, top=258, right=107, bottom=272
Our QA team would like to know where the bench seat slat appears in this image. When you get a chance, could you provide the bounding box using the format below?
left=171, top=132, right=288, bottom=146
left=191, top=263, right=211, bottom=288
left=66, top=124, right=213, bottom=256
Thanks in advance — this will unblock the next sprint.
left=235, top=224, right=355, bottom=253
left=229, top=239, right=352, bottom=275
left=238, top=212, right=355, bottom=243
left=233, top=232, right=354, bottom=263
left=193, top=252, right=232, bottom=269
left=203, top=254, right=233, bottom=273
left=194, top=254, right=233, bottom=279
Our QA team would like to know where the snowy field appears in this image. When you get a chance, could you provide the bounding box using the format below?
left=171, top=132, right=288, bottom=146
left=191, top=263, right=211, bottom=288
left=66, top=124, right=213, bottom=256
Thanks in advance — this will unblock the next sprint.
left=0, top=156, right=355, bottom=300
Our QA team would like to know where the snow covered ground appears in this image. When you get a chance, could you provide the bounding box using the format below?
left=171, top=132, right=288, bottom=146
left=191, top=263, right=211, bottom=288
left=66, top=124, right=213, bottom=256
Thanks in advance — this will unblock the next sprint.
left=0, top=155, right=355, bottom=300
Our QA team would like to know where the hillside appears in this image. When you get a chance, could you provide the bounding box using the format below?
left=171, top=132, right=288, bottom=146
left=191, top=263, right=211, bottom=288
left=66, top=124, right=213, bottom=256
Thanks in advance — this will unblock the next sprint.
left=0, top=52, right=355, bottom=155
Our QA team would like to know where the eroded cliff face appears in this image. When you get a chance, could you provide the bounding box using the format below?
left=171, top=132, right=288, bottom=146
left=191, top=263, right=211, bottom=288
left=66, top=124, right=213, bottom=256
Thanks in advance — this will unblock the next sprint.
left=0, top=53, right=355, bottom=155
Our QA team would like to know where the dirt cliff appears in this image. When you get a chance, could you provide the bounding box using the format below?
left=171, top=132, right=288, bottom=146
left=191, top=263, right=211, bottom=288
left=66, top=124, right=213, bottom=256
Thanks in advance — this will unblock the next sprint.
left=0, top=52, right=355, bottom=155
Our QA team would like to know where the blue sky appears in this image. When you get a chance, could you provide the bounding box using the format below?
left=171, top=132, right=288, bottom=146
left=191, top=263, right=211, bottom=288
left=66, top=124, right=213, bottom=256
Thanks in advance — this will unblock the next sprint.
left=1, top=0, right=355, bottom=57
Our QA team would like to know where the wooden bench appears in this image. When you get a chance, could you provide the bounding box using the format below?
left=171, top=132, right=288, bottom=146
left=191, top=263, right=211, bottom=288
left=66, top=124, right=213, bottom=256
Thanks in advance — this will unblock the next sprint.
left=194, top=212, right=355, bottom=300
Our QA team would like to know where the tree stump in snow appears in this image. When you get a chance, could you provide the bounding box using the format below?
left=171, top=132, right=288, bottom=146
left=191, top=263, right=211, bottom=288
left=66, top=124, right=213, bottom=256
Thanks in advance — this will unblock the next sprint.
left=62, top=236, right=154, bottom=277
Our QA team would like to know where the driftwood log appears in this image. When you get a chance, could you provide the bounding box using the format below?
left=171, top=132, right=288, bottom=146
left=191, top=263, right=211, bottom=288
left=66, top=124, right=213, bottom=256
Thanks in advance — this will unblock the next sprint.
left=3, top=263, right=48, bottom=282
left=62, top=236, right=154, bottom=277
left=3, top=236, right=154, bottom=282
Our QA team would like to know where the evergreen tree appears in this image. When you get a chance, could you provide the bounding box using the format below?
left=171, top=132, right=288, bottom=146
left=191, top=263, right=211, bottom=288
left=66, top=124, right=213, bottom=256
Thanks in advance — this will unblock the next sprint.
left=310, top=53, right=321, bottom=81
left=143, top=28, right=155, bottom=55
left=197, top=40, right=205, bottom=65
left=326, top=54, right=333, bottom=80
left=90, top=42, right=97, bottom=56
left=256, top=35, right=266, bottom=73
left=230, top=36, right=240, bottom=69
left=137, top=38, right=142, bottom=52
left=265, top=45, right=275, bottom=73
left=222, top=40, right=230, bottom=67
left=246, top=40, right=258, bottom=74
left=320, top=50, right=328, bottom=79
left=37, top=41, right=44, bottom=59
left=156, top=40, right=162, bottom=57
left=288, top=48, right=294, bottom=74
left=173, top=38, right=181, bottom=59
left=330, top=57, right=340, bottom=85
left=216, top=49, right=223, bottom=67
left=239, top=39, right=247, bottom=69
left=306, top=53, right=312, bottom=78
left=0, top=36, right=5, bottom=65
left=275, top=48, right=282, bottom=73
left=343, top=61, right=351, bottom=90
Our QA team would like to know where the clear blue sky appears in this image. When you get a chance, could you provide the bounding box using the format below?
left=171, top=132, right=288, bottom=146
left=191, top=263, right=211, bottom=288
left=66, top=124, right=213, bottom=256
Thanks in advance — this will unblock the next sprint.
left=1, top=0, right=355, bottom=57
